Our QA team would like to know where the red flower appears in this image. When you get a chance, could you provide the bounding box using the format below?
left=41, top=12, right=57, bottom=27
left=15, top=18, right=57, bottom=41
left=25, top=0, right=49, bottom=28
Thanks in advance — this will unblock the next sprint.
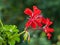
left=40, top=17, right=46, bottom=25
left=42, top=18, right=53, bottom=26
left=45, top=18, right=53, bottom=26
left=43, top=26, right=54, bottom=39
left=47, top=33, right=52, bottom=39
left=24, top=6, right=54, bottom=39
left=24, top=6, right=42, bottom=29
left=44, top=26, right=54, bottom=33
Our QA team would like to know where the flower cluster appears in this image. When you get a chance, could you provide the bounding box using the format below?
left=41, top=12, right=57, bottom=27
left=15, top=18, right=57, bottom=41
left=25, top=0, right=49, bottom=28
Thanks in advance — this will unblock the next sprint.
left=24, top=6, right=54, bottom=39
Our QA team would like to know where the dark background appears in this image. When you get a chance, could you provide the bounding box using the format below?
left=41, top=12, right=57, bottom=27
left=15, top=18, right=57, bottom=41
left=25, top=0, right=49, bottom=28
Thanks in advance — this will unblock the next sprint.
left=0, top=0, right=60, bottom=45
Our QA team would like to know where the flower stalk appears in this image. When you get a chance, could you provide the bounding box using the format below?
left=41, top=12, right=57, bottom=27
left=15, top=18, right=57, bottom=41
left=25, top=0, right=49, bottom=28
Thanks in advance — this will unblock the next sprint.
left=0, top=20, right=3, bottom=27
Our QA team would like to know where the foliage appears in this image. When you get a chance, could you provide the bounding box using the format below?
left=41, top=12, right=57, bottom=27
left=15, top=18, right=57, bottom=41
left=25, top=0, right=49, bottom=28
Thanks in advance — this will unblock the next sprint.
left=0, top=21, right=20, bottom=45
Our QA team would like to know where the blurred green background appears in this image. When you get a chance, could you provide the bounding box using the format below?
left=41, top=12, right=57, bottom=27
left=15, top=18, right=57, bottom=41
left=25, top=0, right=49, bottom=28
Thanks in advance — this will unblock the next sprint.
left=0, top=0, right=60, bottom=45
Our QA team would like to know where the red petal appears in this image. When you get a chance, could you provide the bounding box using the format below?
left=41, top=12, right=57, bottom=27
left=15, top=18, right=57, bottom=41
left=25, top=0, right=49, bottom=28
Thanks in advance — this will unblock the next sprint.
left=33, top=6, right=41, bottom=17
left=41, top=17, right=46, bottom=24
left=44, top=26, right=54, bottom=33
left=47, top=33, right=52, bottom=39
left=48, top=28, right=54, bottom=33
left=37, top=23, right=42, bottom=27
left=46, top=18, right=53, bottom=26
left=36, top=18, right=42, bottom=22
left=43, top=26, right=48, bottom=33
left=31, top=21, right=37, bottom=29
left=44, top=29, right=48, bottom=33
left=24, top=8, right=33, bottom=17
left=25, top=20, right=32, bottom=28
left=35, top=18, right=42, bottom=27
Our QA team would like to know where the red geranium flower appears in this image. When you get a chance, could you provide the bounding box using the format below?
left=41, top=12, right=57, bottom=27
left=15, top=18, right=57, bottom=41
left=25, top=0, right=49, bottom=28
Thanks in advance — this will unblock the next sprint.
left=24, top=6, right=42, bottom=29
left=45, top=18, right=53, bottom=26
left=44, top=26, right=54, bottom=33
left=42, top=18, right=53, bottom=26
left=24, top=6, right=54, bottom=39
left=43, top=26, right=54, bottom=39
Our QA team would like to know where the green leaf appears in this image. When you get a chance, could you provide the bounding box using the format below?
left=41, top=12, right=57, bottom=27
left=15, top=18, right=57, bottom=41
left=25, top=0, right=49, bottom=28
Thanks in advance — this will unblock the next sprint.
left=15, top=37, right=20, bottom=42
left=0, top=36, right=3, bottom=45
left=0, top=36, right=3, bottom=42
left=8, top=39, right=15, bottom=45
left=0, top=24, right=20, bottom=45
left=3, top=25, right=19, bottom=32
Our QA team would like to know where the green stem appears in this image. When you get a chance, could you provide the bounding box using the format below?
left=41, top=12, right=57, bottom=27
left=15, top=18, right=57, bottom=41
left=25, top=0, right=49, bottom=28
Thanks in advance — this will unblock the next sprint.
left=10, top=31, right=25, bottom=39
left=18, top=28, right=27, bottom=35
left=18, top=27, right=27, bottom=36
left=19, top=31, right=25, bottom=36
left=0, top=20, right=3, bottom=27
left=0, top=9, right=3, bottom=27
